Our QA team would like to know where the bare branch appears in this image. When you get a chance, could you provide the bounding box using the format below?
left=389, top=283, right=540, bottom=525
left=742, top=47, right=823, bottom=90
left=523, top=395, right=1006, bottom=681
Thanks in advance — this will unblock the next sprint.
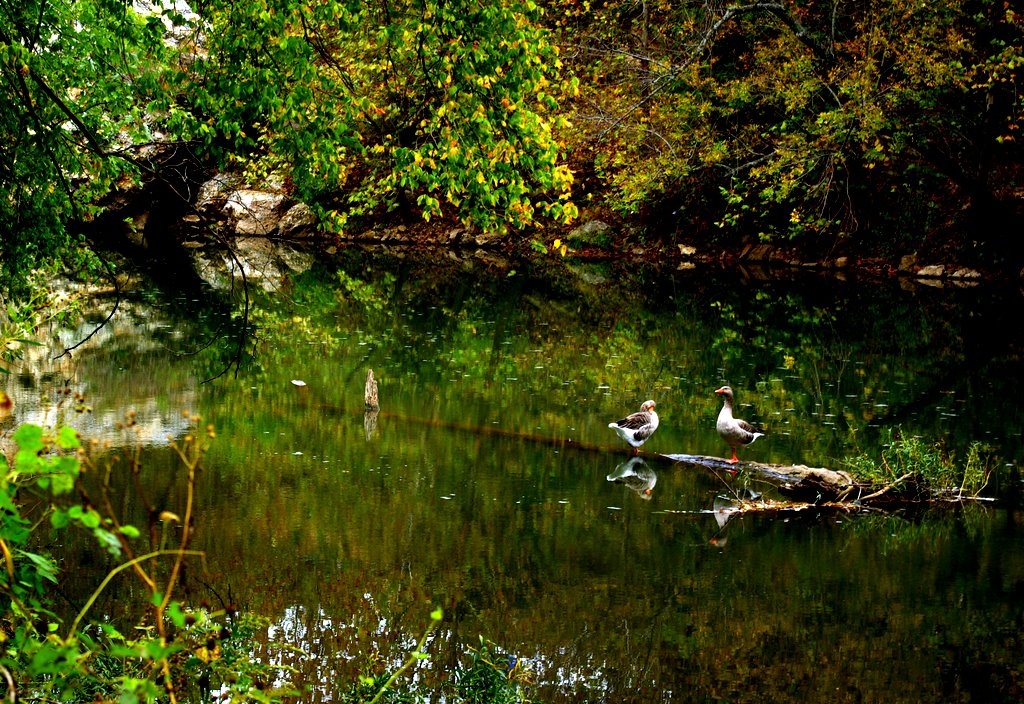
left=52, top=252, right=120, bottom=362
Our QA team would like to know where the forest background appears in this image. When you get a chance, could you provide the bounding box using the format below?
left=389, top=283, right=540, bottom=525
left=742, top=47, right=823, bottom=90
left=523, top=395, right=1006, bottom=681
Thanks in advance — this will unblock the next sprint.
left=1, top=0, right=1022, bottom=292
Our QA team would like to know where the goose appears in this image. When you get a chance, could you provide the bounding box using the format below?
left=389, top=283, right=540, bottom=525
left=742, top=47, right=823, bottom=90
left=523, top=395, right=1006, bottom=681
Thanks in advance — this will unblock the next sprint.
left=714, top=386, right=764, bottom=463
left=608, top=400, right=659, bottom=454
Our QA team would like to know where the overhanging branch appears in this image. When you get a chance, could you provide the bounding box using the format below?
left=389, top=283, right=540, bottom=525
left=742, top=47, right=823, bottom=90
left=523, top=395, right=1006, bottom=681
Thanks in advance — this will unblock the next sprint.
left=597, top=1, right=835, bottom=140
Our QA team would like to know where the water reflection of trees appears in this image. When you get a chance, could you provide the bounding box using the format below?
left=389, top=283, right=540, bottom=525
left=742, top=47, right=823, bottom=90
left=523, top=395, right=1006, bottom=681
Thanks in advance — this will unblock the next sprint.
left=208, top=506, right=1022, bottom=703
left=20, top=252, right=1024, bottom=703
left=242, top=251, right=1024, bottom=469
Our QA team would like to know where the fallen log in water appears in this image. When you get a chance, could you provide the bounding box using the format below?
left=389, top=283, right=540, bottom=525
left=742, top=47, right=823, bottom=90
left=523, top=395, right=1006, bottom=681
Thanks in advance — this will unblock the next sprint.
left=654, top=452, right=992, bottom=508
left=656, top=453, right=859, bottom=502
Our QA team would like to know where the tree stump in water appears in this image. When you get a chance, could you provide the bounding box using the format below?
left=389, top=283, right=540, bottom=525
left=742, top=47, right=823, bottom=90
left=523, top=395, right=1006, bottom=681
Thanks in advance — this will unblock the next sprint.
left=364, top=368, right=380, bottom=440
left=364, top=369, right=380, bottom=411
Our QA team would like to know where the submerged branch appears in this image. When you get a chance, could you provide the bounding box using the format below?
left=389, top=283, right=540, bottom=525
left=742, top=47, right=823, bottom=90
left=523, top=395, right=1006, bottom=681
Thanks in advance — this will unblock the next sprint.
left=858, top=472, right=915, bottom=502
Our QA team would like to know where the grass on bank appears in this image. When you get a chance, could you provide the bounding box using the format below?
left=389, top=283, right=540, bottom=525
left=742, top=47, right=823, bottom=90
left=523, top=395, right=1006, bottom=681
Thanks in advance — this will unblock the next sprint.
left=844, top=427, right=994, bottom=501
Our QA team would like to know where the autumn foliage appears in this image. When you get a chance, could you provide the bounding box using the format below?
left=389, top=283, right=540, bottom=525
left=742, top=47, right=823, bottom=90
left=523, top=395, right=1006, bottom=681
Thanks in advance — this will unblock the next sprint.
left=1, top=0, right=1022, bottom=284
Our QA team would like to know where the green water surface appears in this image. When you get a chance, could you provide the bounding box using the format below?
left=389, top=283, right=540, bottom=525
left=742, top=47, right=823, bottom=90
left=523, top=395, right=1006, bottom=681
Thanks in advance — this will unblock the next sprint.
left=12, top=249, right=1024, bottom=702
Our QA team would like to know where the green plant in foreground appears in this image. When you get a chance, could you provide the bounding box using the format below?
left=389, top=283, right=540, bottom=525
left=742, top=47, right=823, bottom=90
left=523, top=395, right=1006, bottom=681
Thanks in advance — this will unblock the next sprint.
left=456, top=636, right=534, bottom=704
left=844, top=427, right=994, bottom=499
left=1, top=413, right=296, bottom=703
left=360, top=607, right=442, bottom=704
left=338, top=624, right=533, bottom=704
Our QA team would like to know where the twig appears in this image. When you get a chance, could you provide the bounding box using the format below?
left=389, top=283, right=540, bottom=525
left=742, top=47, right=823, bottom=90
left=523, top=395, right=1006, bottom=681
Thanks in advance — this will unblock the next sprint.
left=65, top=548, right=206, bottom=640
left=0, top=663, right=14, bottom=704
left=53, top=252, right=121, bottom=361
left=858, top=472, right=914, bottom=502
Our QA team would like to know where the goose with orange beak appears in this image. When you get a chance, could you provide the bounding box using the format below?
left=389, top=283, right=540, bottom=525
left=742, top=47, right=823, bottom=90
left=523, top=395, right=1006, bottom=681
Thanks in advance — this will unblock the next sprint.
left=714, top=386, right=764, bottom=463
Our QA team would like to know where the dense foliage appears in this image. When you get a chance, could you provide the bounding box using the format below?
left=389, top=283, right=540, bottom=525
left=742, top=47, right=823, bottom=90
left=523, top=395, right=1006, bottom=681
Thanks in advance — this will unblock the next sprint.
left=2, top=0, right=1022, bottom=288
left=556, top=0, right=1023, bottom=254
left=1, top=0, right=577, bottom=292
left=183, top=0, right=578, bottom=233
left=0, top=0, right=177, bottom=289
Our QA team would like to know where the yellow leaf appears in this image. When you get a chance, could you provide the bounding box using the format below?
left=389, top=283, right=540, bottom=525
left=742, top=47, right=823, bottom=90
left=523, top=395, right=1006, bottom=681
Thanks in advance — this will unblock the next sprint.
left=196, top=642, right=222, bottom=663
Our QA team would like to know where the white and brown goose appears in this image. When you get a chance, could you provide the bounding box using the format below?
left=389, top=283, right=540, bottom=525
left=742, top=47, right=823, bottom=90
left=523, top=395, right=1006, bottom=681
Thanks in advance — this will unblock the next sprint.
left=608, top=400, right=659, bottom=454
left=714, top=386, right=764, bottom=463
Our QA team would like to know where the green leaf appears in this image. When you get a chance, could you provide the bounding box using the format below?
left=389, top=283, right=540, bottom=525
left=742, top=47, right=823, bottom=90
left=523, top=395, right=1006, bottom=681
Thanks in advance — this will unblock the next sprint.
left=56, top=426, right=80, bottom=450
left=13, top=424, right=44, bottom=454
left=18, top=549, right=59, bottom=584
left=120, top=525, right=142, bottom=539
left=168, top=601, right=186, bottom=628
left=96, top=528, right=124, bottom=556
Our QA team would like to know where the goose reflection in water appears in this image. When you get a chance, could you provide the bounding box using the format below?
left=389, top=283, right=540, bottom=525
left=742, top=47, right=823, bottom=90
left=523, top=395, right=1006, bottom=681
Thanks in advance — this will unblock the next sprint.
left=708, top=488, right=764, bottom=546
left=606, top=457, right=657, bottom=499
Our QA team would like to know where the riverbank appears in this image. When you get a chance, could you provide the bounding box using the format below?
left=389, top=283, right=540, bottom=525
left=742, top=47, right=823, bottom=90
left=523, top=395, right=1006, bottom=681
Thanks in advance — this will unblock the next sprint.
left=88, top=167, right=1014, bottom=293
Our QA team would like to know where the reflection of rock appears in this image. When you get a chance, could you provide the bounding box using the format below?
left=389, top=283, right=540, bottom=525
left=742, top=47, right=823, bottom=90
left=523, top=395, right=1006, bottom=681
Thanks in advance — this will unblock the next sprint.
left=1, top=297, right=203, bottom=449
left=192, top=238, right=314, bottom=291
left=364, top=410, right=379, bottom=441
left=606, top=457, right=657, bottom=499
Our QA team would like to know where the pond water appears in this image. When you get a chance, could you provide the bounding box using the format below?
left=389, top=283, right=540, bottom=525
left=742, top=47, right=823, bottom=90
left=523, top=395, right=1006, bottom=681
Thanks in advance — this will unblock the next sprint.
left=7, top=248, right=1024, bottom=702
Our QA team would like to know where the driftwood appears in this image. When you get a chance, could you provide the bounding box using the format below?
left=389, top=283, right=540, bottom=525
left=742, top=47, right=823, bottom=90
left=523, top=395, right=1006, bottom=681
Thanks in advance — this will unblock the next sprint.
left=654, top=453, right=988, bottom=508
left=658, top=453, right=859, bottom=502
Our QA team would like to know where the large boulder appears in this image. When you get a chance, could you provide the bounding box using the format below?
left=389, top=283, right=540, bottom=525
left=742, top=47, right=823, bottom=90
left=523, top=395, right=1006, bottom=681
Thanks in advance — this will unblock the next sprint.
left=196, top=174, right=240, bottom=209
left=566, top=219, right=613, bottom=247
left=223, top=190, right=287, bottom=235
left=278, top=203, right=318, bottom=237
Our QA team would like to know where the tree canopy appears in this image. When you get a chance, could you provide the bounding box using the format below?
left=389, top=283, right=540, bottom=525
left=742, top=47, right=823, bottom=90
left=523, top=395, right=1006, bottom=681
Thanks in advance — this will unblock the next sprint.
left=556, top=0, right=1022, bottom=255
left=183, top=0, right=578, bottom=232
left=1, top=0, right=1021, bottom=290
